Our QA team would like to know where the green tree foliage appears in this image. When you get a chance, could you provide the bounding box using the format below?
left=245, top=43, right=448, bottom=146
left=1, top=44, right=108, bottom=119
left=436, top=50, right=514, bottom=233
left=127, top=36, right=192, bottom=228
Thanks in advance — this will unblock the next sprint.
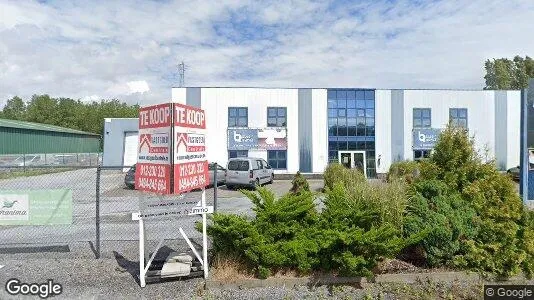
left=323, top=163, right=366, bottom=191
left=386, top=160, right=420, bottom=184
left=0, top=94, right=139, bottom=135
left=405, top=124, right=534, bottom=278
left=205, top=180, right=421, bottom=278
left=290, top=171, right=310, bottom=195
left=484, top=55, right=534, bottom=90
left=1, top=96, right=26, bottom=120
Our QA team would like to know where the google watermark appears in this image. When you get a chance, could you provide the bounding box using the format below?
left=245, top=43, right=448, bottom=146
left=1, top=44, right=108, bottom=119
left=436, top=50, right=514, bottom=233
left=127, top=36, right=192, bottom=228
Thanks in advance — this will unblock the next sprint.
left=484, top=285, right=534, bottom=299
left=5, top=278, right=62, bottom=299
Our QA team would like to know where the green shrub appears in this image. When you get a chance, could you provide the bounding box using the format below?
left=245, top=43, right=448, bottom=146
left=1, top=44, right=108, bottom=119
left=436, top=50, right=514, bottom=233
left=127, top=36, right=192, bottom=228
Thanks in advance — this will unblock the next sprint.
left=205, top=183, right=417, bottom=278
left=387, top=160, right=420, bottom=183
left=403, top=180, right=477, bottom=267
left=323, top=163, right=366, bottom=191
left=402, top=124, right=534, bottom=278
left=206, top=187, right=320, bottom=275
left=290, top=171, right=310, bottom=195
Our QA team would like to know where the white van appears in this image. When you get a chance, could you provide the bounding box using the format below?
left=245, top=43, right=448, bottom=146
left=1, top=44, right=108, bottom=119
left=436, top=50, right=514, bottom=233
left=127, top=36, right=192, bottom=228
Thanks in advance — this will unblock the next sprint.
left=225, top=157, right=274, bottom=189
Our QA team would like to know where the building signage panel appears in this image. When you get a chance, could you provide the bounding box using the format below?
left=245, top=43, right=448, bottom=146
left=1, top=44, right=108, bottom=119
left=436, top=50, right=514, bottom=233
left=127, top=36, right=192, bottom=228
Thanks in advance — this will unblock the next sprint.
left=412, top=128, right=442, bottom=150
left=227, top=128, right=287, bottom=150
left=0, top=190, right=72, bottom=225
left=173, top=103, right=209, bottom=194
left=136, top=103, right=172, bottom=194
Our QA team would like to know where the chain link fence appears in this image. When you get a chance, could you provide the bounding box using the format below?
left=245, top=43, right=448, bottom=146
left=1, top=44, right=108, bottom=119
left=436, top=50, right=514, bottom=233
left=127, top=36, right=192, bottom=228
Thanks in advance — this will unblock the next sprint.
left=0, top=163, right=220, bottom=259
left=0, top=166, right=98, bottom=247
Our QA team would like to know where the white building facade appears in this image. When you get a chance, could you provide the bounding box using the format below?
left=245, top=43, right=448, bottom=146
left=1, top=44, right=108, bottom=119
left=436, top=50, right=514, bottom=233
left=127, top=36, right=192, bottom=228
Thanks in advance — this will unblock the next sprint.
left=103, top=87, right=520, bottom=178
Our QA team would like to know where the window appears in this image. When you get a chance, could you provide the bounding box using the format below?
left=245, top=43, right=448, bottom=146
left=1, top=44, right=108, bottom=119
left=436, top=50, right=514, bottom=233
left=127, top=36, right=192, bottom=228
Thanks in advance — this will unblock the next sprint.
left=267, top=150, right=287, bottom=169
left=414, top=150, right=431, bottom=160
left=267, top=107, right=287, bottom=127
left=450, top=108, right=468, bottom=128
left=413, top=108, right=431, bottom=128
left=227, top=160, right=249, bottom=171
left=228, top=150, right=248, bottom=159
left=228, top=107, right=248, bottom=127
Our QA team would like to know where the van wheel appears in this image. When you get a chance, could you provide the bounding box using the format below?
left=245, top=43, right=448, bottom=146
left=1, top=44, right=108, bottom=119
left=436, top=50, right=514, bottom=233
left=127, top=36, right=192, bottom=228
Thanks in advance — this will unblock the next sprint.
left=268, top=174, right=274, bottom=184
left=253, top=178, right=260, bottom=189
left=226, top=184, right=234, bottom=190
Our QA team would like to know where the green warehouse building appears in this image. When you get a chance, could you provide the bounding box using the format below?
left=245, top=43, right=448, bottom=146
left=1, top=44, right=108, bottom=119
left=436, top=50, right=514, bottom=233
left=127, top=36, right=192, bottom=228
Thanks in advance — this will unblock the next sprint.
left=0, top=118, right=101, bottom=166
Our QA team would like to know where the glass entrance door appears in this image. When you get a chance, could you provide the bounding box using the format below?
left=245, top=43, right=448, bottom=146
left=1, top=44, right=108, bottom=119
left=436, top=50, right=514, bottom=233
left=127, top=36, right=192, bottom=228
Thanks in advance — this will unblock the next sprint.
left=338, top=151, right=367, bottom=178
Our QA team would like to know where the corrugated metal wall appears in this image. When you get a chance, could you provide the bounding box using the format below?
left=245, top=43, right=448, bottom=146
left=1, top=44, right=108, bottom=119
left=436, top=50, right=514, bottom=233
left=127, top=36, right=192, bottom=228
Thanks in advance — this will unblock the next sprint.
left=0, top=127, right=101, bottom=154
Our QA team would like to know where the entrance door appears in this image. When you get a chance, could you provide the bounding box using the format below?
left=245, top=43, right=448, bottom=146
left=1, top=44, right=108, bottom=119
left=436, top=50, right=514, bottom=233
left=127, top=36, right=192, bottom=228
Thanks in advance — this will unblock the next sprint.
left=338, top=151, right=367, bottom=178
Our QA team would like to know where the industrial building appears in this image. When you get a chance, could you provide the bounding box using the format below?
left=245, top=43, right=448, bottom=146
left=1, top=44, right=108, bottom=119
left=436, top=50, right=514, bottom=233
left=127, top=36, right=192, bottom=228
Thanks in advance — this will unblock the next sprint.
left=0, top=118, right=101, bottom=165
left=103, top=87, right=520, bottom=178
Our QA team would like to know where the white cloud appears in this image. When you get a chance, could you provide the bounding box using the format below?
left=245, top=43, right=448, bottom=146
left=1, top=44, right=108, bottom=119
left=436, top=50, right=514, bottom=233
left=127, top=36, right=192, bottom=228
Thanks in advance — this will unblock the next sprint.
left=0, top=0, right=533, bottom=109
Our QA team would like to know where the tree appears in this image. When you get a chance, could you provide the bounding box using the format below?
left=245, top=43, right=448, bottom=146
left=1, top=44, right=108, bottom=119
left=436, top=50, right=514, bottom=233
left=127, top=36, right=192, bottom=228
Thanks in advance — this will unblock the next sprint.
left=0, top=95, right=139, bottom=135
left=1, top=96, right=26, bottom=120
left=484, top=55, right=534, bottom=90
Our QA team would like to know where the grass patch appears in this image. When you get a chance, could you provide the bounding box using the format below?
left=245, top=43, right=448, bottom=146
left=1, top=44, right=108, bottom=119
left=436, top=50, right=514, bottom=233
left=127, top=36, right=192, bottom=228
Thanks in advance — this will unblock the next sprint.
left=0, top=168, right=74, bottom=180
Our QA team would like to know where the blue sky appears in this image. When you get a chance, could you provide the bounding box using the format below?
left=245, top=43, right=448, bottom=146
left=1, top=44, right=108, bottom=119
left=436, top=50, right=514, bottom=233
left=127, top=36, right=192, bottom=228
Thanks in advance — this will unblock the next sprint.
left=0, top=0, right=533, bottom=106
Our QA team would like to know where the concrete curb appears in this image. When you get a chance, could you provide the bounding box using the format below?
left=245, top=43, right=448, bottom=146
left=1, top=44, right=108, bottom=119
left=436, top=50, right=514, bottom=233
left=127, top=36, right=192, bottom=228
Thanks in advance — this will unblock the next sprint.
left=205, top=272, right=534, bottom=290
left=205, top=276, right=365, bottom=290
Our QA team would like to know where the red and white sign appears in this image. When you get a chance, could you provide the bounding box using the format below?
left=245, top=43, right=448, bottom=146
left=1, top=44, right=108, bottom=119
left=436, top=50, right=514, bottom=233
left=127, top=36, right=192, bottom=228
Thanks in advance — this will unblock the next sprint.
left=135, top=103, right=172, bottom=194
left=173, top=103, right=209, bottom=194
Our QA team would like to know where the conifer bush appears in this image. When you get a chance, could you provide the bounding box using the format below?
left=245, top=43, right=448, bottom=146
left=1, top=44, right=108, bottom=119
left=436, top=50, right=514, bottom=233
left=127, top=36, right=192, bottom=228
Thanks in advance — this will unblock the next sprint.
left=387, top=160, right=420, bottom=183
left=204, top=185, right=418, bottom=278
left=290, top=171, right=310, bottom=195
left=404, top=125, right=534, bottom=278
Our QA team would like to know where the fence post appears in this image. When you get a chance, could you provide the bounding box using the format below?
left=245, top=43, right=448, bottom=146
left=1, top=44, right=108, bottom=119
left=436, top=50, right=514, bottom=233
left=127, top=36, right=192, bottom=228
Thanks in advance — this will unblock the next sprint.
left=95, top=165, right=101, bottom=259
left=213, top=163, right=218, bottom=213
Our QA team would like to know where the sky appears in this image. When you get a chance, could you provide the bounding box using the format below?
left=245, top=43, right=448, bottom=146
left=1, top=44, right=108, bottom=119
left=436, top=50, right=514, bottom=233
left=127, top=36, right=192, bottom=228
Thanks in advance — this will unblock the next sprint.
left=0, top=0, right=533, bottom=107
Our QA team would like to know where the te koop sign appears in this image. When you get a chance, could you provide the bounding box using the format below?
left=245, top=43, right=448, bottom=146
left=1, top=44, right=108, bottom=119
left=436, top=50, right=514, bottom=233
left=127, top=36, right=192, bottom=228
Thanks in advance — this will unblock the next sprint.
left=173, top=103, right=209, bottom=194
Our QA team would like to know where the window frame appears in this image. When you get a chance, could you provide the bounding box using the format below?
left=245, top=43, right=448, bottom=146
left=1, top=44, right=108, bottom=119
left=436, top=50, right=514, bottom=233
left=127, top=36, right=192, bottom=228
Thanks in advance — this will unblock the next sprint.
left=413, top=108, right=431, bottom=128
left=267, top=107, right=287, bottom=127
left=228, top=107, right=248, bottom=127
left=228, top=150, right=248, bottom=159
left=267, top=150, right=287, bottom=170
left=449, top=108, right=468, bottom=128
left=414, top=150, right=431, bottom=160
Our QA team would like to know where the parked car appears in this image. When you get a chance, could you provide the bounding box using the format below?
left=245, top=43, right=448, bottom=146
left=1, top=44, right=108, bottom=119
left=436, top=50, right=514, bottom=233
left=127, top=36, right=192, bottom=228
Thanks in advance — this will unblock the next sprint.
left=225, top=157, right=274, bottom=190
left=208, top=163, right=226, bottom=186
left=507, top=165, right=520, bottom=181
left=125, top=164, right=136, bottom=189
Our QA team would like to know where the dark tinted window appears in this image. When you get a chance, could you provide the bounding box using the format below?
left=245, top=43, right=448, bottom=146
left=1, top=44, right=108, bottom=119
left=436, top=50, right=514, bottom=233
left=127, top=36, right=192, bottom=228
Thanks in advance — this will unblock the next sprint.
left=228, top=160, right=249, bottom=171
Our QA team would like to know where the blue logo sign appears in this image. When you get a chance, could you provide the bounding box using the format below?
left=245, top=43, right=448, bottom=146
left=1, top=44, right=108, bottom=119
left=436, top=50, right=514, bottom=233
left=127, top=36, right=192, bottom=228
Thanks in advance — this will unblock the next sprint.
left=412, top=128, right=441, bottom=149
left=228, top=128, right=288, bottom=150
left=228, top=129, right=258, bottom=150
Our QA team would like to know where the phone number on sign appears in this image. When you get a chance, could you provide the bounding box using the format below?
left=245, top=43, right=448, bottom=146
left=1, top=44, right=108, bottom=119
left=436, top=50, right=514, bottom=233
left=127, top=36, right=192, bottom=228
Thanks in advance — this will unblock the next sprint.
left=178, top=174, right=207, bottom=191
left=178, top=162, right=205, bottom=177
left=139, top=165, right=166, bottom=178
left=137, top=177, right=167, bottom=192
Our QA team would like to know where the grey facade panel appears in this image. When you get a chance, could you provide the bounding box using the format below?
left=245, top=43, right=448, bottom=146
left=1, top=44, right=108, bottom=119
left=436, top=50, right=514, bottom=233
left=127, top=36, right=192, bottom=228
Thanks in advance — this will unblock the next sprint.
left=186, top=88, right=202, bottom=108
left=298, top=89, right=313, bottom=172
left=494, top=91, right=508, bottom=170
left=391, top=90, right=404, bottom=162
left=102, top=119, right=139, bottom=166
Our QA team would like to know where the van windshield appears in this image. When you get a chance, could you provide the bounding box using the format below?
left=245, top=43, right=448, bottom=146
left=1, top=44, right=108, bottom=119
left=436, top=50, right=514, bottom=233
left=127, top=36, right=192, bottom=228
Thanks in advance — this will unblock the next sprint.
left=228, top=160, right=249, bottom=171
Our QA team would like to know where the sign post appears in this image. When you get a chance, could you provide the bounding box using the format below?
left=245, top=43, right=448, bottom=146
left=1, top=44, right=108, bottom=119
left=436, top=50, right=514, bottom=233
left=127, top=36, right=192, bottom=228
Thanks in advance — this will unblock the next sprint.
left=134, top=102, right=212, bottom=287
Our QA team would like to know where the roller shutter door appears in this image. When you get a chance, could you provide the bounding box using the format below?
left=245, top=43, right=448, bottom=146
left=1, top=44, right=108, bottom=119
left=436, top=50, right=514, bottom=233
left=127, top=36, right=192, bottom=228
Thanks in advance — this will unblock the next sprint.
left=123, top=131, right=138, bottom=172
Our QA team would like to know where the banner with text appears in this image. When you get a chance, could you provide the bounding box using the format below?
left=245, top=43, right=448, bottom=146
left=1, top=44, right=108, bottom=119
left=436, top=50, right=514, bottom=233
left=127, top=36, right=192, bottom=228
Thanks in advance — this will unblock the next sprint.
left=0, top=190, right=72, bottom=225
left=412, top=128, right=442, bottom=150
left=136, top=103, right=172, bottom=194
left=173, top=103, right=209, bottom=194
left=227, top=128, right=287, bottom=150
